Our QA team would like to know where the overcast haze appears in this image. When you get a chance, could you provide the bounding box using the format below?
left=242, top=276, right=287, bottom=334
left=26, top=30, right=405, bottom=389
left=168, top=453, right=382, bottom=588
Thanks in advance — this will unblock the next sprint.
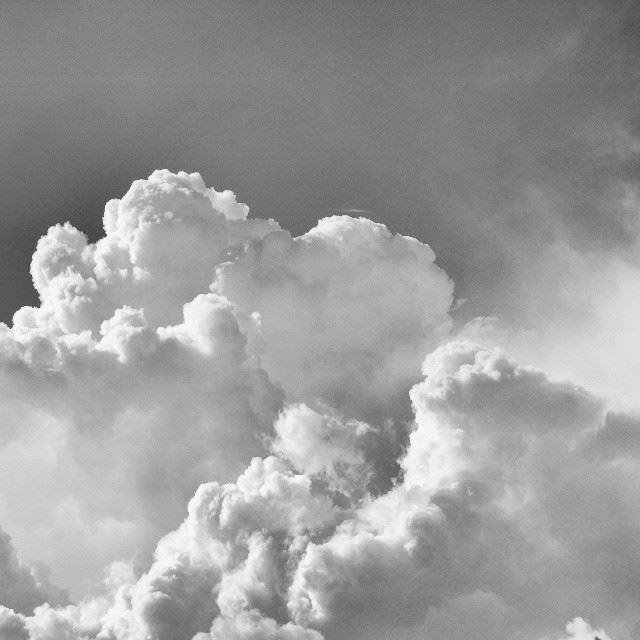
left=0, top=2, right=639, bottom=640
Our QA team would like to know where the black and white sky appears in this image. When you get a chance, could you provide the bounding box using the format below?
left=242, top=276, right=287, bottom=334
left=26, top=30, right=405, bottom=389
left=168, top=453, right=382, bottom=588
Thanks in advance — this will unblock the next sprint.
left=0, top=1, right=639, bottom=639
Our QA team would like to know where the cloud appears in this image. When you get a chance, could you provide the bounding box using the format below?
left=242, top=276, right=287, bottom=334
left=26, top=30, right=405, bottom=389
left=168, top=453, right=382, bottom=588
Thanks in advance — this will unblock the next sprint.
left=213, top=214, right=453, bottom=422
left=26, top=169, right=275, bottom=334
left=3, top=340, right=636, bottom=639
left=0, top=286, right=282, bottom=594
left=2, top=170, right=639, bottom=640
left=0, top=171, right=452, bottom=599
left=555, top=617, right=612, bottom=640
left=0, top=170, right=286, bottom=594
left=0, top=527, right=66, bottom=616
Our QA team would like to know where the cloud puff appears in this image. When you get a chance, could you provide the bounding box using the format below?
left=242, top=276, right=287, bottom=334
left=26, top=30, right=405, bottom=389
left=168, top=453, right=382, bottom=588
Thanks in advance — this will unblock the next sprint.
left=279, top=343, right=633, bottom=640
left=26, top=170, right=275, bottom=334
left=0, top=287, right=282, bottom=594
left=5, top=342, right=635, bottom=640
left=1, top=170, right=637, bottom=640
left=0, top=171, right=452, bottom=599
left=213, top=214, right=453, bottom=422
left=555, top=617, right=612, bottom=640
left=0, top=171, right=286, bottom=593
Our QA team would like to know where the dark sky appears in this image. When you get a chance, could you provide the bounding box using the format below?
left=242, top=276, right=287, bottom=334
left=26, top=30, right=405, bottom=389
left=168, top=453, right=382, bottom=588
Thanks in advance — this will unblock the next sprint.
left=1, top=0, right=639, bottom=326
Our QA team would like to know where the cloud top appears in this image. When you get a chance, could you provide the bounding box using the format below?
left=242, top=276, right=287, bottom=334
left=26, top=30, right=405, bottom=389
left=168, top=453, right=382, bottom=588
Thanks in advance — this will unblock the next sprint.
left=0, top=171, right=633, bottom=640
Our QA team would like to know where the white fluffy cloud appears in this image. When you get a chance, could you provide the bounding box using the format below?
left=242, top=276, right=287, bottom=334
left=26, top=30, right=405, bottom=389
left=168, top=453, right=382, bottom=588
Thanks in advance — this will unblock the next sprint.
left=213, top=214, right=453, bottom=421
left=0, top=170, right=636, bottom=640
left=0, top=171, right=287, bottom=593
left=4, top=342, right=634, bottom=639
left=555, top=617, right=612, bottom=640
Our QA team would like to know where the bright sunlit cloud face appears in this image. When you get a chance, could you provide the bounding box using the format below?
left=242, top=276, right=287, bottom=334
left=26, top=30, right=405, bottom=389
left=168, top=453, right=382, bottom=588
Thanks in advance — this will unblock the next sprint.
left=0, top=169, right=454, bottom=598
left=0, top=169, right=638, bottom=640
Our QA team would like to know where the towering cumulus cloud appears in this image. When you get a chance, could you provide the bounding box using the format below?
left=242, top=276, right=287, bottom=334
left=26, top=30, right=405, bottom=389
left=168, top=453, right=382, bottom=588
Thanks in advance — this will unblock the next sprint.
left=0, top=170, right=636, bottom=639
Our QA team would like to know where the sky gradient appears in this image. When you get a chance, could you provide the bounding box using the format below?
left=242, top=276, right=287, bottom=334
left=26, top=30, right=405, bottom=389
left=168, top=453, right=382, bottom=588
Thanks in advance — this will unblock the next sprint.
left=1, top=2, right=640, bottom=639
left=1, top=0, right=638, bottom=324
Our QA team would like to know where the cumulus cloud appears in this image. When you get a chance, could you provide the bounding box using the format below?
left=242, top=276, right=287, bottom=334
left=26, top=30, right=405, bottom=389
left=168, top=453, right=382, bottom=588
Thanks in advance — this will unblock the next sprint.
left=4, top=341, right=634, bottom=640
left=1, top=170, right=637, bottom=640
left=0, top=170, right=451, bottom=597
left=555, top=617, right=612, bottom=640
left=213, top=214, right=453, bottom=421
left=0, top=170, right=287, bottom=593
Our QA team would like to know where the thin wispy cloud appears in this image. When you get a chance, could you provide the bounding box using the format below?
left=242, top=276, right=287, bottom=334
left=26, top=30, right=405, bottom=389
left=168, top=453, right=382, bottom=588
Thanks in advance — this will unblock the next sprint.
left=326, top=208, right=373, bottom=215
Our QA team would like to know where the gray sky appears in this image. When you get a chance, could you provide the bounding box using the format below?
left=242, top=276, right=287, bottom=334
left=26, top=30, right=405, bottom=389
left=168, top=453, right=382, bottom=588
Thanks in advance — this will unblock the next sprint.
left=1, top=0, right=638, bottom=328
left=2, top=4, right=640, bottom=637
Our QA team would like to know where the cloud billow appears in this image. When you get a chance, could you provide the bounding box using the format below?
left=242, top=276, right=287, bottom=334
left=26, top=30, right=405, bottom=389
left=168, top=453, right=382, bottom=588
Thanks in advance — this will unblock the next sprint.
left=0, top=170, right=634, bottom=639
